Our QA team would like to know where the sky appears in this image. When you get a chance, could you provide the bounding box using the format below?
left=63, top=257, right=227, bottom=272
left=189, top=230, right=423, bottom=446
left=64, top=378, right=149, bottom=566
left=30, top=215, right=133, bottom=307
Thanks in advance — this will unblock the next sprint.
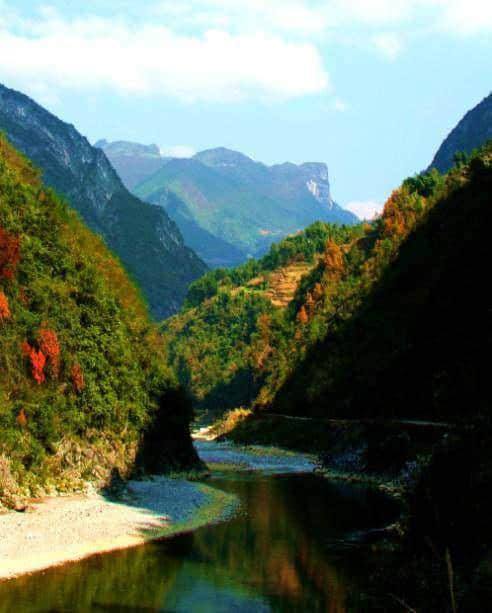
left=0, top=1, right=491, bottom=218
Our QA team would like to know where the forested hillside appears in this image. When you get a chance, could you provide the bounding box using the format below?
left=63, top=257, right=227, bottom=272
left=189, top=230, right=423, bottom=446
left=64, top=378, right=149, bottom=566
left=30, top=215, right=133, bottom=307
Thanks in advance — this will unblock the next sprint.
left=271, top=143, right=492, bottom=420
left=0, top=84, right=207, bottom=319
left=162, top=222, right=362, bottom=419
left=0, top=136, right=198, bottom=509
left=166, top=144, right=491, bottom=425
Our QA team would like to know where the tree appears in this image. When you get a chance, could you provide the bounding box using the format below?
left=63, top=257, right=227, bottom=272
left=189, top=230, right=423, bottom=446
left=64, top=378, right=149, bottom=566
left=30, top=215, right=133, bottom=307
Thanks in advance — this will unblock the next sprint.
left=297, top=305, right=308, bottom=325
left=0, top=291, right=10, bottom=321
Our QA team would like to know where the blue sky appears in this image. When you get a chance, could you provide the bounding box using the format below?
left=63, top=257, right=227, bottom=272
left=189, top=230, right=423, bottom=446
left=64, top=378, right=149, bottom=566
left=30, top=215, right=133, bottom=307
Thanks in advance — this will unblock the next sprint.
left=0, top=1, right=491, bottom=217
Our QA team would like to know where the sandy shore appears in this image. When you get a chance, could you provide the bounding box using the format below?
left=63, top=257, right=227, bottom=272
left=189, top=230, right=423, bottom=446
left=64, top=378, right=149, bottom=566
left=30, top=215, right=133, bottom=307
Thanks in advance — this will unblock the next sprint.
left=0, top=476, right=237, bottom=581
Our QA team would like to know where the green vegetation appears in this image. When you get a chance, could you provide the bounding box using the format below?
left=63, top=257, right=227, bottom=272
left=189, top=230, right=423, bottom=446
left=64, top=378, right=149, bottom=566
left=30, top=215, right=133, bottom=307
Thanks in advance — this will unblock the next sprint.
left=162, top=221, right=362, bottom=420
left=166, top=142, right=492, bottom=430
left=0, top=136, right=197, bottom=507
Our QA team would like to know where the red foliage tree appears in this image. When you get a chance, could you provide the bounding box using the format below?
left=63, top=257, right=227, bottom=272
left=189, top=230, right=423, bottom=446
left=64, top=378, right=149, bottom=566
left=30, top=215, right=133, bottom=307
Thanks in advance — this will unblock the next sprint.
left=70, top=363, right=85, bottom=393
left=38, top=328, right=60, bottom=378
left=0, top=227, right=20, bottom=280
left=21, top=341, right=46, bottom=384
left=0, top=291, right=10, bottom=321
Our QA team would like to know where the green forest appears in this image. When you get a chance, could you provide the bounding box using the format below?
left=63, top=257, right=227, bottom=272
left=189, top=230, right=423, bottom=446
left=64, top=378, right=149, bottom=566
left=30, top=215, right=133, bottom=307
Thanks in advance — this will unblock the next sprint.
left=0, top=135, right=197, bottom=508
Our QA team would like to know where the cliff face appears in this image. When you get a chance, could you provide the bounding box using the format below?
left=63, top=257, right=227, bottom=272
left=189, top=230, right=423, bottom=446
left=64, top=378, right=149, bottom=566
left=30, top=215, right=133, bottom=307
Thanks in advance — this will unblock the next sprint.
left=429, top=92, right=492, bottom=173
left=0, top=84, right=207, bottom=319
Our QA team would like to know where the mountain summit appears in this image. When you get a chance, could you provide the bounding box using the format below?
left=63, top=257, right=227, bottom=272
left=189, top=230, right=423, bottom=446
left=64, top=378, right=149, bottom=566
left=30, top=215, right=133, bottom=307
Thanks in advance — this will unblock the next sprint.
left=99, top=141, right=357, bottom=268
left=0, top=84, right=206, bottom=318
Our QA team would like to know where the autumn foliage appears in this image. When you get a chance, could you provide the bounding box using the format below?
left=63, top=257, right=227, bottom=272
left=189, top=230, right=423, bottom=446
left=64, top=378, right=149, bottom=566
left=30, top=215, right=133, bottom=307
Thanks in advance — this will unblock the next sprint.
left=323, top=240, right=344, bottom=278
left=70, top=363, right=85, bottom=393
left=16, top=409, right=27, bottom=428
left=38, top=328, right=61, bottom=378
left=0, top=227, right=20, bottom=280
left=297, top=305, right=309, bottom=325
left=0, top=291, right=10, bottom=321
left=21, top=341, right=46, bottom=385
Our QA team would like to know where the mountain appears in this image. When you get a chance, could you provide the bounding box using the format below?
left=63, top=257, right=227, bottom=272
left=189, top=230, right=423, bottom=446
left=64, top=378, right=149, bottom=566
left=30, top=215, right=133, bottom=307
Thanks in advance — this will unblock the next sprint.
left=99, top=141, right=357, bottom=268
left=429, top=91, right=492, bottom=173
left=93, top=139, right=167, bottom=190
left=271, top=142, right=492, bottom=421
left=0, top=135, right=198, bottom=508
left=164, top=142, right=492, bottom=425
left=0, top=84, right=207, bottom=319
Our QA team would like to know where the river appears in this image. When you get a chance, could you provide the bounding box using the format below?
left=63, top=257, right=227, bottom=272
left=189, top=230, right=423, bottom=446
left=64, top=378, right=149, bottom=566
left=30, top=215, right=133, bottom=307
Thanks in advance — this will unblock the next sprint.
left=0, top=441, right=399, bottom=612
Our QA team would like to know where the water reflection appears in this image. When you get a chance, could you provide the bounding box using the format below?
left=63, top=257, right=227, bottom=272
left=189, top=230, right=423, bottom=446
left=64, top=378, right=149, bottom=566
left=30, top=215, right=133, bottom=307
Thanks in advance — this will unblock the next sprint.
left=0, top=473, right=398, bottom=612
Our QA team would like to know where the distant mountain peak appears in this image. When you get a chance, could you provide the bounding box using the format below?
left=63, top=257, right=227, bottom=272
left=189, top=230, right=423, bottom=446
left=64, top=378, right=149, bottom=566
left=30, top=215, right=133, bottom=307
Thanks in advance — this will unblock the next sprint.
left=96, top=139, right=162, bottom=159
left=193, top=147, right=256, bottom=168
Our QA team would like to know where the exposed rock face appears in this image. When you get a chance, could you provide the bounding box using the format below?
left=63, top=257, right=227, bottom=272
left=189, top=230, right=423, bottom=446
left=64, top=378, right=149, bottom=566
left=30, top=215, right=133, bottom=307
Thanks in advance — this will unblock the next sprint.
left=101, top=142, right=356, bottom=267
left=429, top=92, right=492, bottom=173
left=0, top=84, right=206, bottom=318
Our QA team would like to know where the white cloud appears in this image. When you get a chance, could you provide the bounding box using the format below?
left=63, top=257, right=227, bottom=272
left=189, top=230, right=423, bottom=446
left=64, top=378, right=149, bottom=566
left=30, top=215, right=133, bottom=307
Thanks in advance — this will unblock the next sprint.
left=345, top=200, right=382, bottom=220
left=0, top=12, right=330, bottom=103
left=156, top=0, right=492, bottom=36
left=161, top=145, right=196, bottom=158
left=333, top=97, right=348, bottom=112
left=372, top=32, right=403, bottom=59
left=156, top=0, right=328, bottom=36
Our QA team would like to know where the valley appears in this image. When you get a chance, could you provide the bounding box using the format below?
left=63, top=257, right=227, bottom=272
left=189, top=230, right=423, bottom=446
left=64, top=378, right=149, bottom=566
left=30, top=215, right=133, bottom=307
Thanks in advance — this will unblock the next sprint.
left=0, top=62, right=491, bottom=612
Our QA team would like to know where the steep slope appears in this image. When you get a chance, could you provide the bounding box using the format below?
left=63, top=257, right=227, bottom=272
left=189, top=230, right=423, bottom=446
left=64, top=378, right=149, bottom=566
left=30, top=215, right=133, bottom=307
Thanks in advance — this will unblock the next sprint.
left=0, top=136, right=198, bottom=508
left=100, top=141, right=357, bottom=268
left=429, top=91, right=492, bottom=173
left=0, top=84, right=207, bottom=319
left=272, top=142, right=492, bottom=421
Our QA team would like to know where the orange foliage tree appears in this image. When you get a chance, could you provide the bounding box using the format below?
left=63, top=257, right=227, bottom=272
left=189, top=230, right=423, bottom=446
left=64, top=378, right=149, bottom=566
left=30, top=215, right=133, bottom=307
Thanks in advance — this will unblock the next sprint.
left=0, top=227, right=20, bottom=280
left=0, top=291, right=10, bottom=321
left=16, top=409, right=27, bottom=428
left=38, top=328, right=61, bottom=378
left=323, top=240, right=345, bottom=279
left=297, top=305, right=309, bottom=325
left=70, top=363, right=85, bottom=393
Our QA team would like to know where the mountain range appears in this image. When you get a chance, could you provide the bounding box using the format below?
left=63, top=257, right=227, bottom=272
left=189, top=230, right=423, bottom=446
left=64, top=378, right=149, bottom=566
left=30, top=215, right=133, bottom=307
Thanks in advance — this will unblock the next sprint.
left=98, top=141, right=358, bottom=268
left=0, top=84, right=207, bottom=319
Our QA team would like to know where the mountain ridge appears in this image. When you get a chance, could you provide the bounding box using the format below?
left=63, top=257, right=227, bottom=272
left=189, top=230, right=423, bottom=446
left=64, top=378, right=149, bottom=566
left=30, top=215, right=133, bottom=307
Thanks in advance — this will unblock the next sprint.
left=0, top=84, right=207, bottom=319
left=99, top=140, right=357, bottom=268
left=429, top=91, right=492, bottom=173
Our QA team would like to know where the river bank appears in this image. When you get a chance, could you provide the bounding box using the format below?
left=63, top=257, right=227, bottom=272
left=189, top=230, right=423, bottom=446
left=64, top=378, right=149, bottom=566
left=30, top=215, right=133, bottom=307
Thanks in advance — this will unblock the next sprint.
left=0, top=475, right=237, bottom=582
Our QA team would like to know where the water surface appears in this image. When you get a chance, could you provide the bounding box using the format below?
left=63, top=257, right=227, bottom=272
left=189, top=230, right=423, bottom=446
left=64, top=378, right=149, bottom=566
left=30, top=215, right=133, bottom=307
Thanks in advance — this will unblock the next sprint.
left=0, top=443, right=399, bottom=612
